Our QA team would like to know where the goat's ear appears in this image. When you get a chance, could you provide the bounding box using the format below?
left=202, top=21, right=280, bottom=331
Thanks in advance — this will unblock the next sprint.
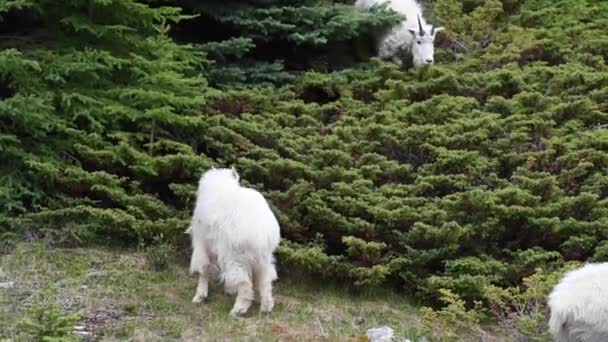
left=407, top=28, right=417, bottom=37
left=432, top=27, right=445, bottom=35
left=231, top=166, right=239, bottom=181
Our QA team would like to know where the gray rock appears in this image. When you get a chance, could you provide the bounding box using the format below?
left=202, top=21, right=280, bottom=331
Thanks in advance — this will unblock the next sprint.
left=366, top=326, right=395, bottom=342
left=86, top=271, right=105, bottom=278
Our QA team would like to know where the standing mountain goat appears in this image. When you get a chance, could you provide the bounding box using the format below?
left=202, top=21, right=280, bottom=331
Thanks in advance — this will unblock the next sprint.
left=187, top=167, right=281, bottom=316
left=354, top=0, right=444, bottom=67
left=547, top=262, right=608, bottom=341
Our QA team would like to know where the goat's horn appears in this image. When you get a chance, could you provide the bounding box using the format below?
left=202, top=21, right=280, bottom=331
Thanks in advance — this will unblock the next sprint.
left=431, top=25, right=435, bottom=35
left=417, top=15, right=425, bottom=35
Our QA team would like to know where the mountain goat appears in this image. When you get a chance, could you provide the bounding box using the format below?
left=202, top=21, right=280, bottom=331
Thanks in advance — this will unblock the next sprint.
left=547, top=262, right=608, bottom=342
left=187, top=167, right=281, bottom=316
left=354, top=0, right=444, bottom=67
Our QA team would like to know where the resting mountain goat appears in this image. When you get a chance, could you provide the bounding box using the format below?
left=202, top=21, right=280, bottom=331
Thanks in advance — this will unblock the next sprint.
left=354, top=0, right=444, bottom=67
left=186, top=167, right=281, bottom=316
left=547, top=262, right=608, bottom=342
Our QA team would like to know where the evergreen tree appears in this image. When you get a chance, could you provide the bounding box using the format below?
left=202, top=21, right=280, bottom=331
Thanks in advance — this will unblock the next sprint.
left=175, top=0, right=402, bottom=85
left=0, top=0, right=211, bottom=244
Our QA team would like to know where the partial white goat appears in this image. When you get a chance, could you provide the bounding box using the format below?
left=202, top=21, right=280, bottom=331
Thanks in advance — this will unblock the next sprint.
left=187, top=167, right=281, bottom=316
left=547, top=262, right=608, bottom=342
left=355, top=0, right=444, bottom=67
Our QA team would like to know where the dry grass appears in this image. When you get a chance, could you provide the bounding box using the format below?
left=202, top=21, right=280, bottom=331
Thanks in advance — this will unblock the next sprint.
left=0, top=243, right=423, bottom=341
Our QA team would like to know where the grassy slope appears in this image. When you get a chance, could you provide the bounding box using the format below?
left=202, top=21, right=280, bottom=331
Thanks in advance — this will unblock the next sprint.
left=1, top=243, right=427, bottom=341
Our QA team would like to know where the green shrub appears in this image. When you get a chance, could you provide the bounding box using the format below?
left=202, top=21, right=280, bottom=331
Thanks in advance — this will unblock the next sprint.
left=15, top=302, right=80, bottom=342
left=483, top=262, right=581, bottom=340
left=419, top=288, right=487, bottom=341
left=143, top=233, right=175, bottom=272
left=1, top=1, right=608, bottom=337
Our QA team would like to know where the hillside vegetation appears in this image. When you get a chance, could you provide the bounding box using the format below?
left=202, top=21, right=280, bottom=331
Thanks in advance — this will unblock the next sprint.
left=1, top=0, right=608, bottom=340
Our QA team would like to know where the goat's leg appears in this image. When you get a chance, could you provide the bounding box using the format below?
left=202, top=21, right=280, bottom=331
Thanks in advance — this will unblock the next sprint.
left=192, top=271, right=210, bottom=303
left=230, top=280, right=255, bottom=316
left=224, top=262, right=254, bottom=316
left=256, top=261, right=278, bottom=313
left=190, top=244, right=211, bottom=303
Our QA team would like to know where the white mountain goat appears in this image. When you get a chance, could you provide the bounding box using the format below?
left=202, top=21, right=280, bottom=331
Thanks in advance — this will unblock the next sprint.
left=354, top=0, right=444, bottom=67
left=187, top=167, right=281, bottom=316
left=547, top=262, right=608, bottom=342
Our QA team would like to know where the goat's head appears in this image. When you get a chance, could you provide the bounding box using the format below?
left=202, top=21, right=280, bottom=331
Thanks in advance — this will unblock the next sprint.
left=407, top=15, right=444, bottom=67
left=199, top=167, right=241, bottom=191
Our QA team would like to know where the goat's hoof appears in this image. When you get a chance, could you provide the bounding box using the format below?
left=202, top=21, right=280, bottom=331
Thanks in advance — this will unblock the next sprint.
left=192, top=295, right=205, bottom=304
left=260, top=300, right=274, bottom=313
left=229, top=304, right=250, bottom=317
left=229, top=308, right=245, bottom=317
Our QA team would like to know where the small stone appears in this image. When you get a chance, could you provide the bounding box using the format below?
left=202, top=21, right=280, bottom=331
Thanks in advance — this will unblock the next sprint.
left=366, top=326, right=394, bottom=342
left=87, top=271, right=105, bottom=278
left=354, top=316, right=365, bottom=325
left=74, top=325, right=93, bottom=341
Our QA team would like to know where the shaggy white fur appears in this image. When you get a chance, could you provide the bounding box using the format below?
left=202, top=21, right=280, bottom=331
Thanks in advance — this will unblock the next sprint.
left=187, top=167, right=281, bottom=316
left=355, top=0, right=444, bottom=67
left=547, top=262, right=608, bottom=342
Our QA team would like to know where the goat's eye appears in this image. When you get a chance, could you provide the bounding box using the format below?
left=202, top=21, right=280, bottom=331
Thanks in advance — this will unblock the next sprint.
left=417, top=40, right=421, bottom=44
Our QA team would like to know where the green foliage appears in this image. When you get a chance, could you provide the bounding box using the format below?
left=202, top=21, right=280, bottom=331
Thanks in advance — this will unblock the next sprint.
left=433, top=0, right=506, bottom=39
left=2, top=0, right=608, bottom=339
left=15, top=302, right=80, bottom=341
left=143, top=233, right=175, bottom=271
left=483, top=262, right=581, bottom=341
left=1, top=0, right=211, bottom=245
left=194, top=0, right=396, bottom=45
left=184, top=0, right=403, bottom=85
left=420, top=262, right=581, bottom=341
left=419, top=288, right=486, bottom=341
